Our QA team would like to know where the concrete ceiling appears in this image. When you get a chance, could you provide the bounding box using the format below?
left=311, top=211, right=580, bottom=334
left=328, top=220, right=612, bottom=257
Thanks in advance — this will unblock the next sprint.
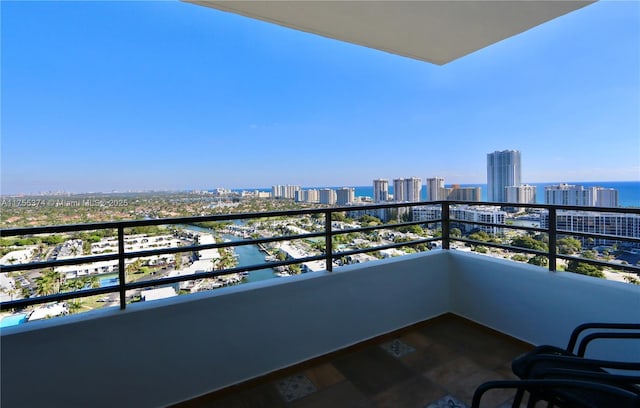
left=184, top=0, right=595, bottom=65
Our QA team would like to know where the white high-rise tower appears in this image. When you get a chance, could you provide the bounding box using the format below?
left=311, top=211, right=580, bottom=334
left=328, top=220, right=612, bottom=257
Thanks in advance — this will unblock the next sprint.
left=373, top=179, right=389, bottom=202
left=426, top=177, right=445, bottom=201
left=487, top=150, right=521, bottom=202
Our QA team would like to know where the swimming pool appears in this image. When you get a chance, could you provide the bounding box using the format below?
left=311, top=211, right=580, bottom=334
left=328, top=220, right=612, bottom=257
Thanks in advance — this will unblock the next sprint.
left=0, top=313, right=28, bottom=328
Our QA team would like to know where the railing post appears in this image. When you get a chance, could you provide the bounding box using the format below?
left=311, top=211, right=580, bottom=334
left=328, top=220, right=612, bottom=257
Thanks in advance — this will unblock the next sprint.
left=442, top=202, right=450, bottom=250
left=325, top=210, right=333, bottom=272
left=117, top=226, right=127, bottom=309
left=548, top=207, right=557, bottom=272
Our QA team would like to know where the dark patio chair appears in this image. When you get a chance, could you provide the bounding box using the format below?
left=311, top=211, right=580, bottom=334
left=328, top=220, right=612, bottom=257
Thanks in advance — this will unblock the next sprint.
left=471, top=378, right=640, bottom=408
left=473, top=322, right=640, bottom=407
left=512, top=322, right=640, bottom=379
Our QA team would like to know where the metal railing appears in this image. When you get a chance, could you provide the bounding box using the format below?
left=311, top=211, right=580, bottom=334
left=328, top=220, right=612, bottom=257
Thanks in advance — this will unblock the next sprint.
left=1, top=201, right=639, bottom=312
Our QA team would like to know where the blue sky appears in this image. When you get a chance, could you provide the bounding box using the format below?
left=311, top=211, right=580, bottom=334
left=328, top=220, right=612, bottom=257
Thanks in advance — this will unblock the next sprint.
left=2, top=0, right=639, bottom=194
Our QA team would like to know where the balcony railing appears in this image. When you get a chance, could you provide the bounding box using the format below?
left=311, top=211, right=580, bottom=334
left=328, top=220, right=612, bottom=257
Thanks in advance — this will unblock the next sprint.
left=1, top=201, right=639, bottom=313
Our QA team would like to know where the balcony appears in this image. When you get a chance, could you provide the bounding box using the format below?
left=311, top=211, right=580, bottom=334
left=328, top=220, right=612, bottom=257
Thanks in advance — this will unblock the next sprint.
left=1, top=202, right=639, bottom=408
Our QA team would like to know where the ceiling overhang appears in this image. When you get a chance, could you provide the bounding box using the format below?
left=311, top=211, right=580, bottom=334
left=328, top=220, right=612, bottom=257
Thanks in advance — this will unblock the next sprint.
left=183, top=0, right=595, bottom=65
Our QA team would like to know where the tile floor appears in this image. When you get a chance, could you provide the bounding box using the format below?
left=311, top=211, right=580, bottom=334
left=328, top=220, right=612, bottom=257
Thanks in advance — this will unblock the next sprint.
left=171, top=314, right=533, bottom=408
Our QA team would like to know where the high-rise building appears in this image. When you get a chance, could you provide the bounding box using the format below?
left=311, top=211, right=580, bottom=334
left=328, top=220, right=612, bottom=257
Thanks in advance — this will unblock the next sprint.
left=426, top=177, right=445, bottom=201
left=540, top=211, right=638, bottom=247
left=392, top=178, right=405, bottom=202
left=406, top=177, right=422, bottom=202
left=373, top=179, right=389, bottom=202
left=336, top=187, right=355, bottom=205
left=295, top=189, right=319, bottom=203
left=544, top=184, right=618, bottom=207
left=393, top=177, right=422, bottom=202
left=445, top=185, right=481, bottom=201
left=597, top=188, right=619, bottom=208
left=505, top=185, right=536, bottom=205
left=319, top=188, right=337, bottom=205
left=487, top=150, right=521, bottom=202
left=272, top=185, right=301, bottom=199
left=413, top=205, right=506, bottom=234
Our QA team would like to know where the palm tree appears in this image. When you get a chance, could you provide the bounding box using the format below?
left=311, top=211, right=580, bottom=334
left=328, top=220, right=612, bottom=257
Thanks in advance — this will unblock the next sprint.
left=64, top=278, right=85, bottom=293
left=34, top=269, right=64, bottom=296
left=34, top=275, right=55, bottom=296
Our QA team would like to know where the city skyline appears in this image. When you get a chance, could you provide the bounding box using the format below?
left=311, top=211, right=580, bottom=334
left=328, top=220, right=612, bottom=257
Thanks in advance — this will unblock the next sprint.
left=2, top=0, right=639, bottom=195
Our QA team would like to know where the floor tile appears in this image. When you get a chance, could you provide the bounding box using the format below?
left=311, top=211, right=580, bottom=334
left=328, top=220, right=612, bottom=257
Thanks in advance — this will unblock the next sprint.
left=289, top=381, right=368, bottom=408
left=425, top=394, right=469, bottom=408
left=203, top=382, right=287, bottom=408
left=424, top=355, right=481, bottom=385
left=173, top=315, right=533, bottom=408
left=401, top=342, right=459, bottom=373
left=332, top=346, right=414, bottom=396
left=379, top=338, right=416, bottom=358
left=274, top=373, right=317, bottom=403
left=304, top=362, right=345, bottom=390
left=400, top=331, right=433, bottom=349
left=368, top=376, right=447, bottom=408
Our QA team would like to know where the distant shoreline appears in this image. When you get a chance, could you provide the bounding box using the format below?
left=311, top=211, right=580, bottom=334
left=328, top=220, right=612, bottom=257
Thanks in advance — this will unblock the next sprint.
left=2, top=180, right=638, bottom=207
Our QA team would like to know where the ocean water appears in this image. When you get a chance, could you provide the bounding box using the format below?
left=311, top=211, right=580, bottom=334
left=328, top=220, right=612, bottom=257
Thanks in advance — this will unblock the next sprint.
left=236, top=181, right=639, bottom=207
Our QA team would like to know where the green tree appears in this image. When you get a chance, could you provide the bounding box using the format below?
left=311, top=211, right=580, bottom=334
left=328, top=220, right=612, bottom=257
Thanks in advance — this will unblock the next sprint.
left=359, top=215, right=382, bottom=226
left=81, top=275, right=100, bottom=289
left=566, top=260, right=604, bottom=278
left=511, top=235, right=548, bottom=252
left=557, top=237, right=581, bottom=255
left=35, top=269, right=63, bottom=296
left=331, top=212, right=347, bottom=222
left=468, top=231, right=492, bottom=242
left=511, top=254, right=528, bottom=262
left=41, top=235, right=65, bottom=245
left=528, top=255, right=548, bottom=267
left=624, top=275, right=639, bottom=285
left=289, top=264, right=302, bottom=274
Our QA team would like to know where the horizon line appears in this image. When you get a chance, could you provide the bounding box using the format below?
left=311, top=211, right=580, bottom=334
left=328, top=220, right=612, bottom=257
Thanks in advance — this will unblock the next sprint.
left=2, top=180, right=638, bottom=197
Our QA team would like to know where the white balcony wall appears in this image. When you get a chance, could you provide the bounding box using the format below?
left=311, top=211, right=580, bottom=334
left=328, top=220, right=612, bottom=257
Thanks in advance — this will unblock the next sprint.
left=2, top=251, right=638, bottom=408
left=0, top=251, right=450, bottom=408
left=448, top=251, right=640, bottom=361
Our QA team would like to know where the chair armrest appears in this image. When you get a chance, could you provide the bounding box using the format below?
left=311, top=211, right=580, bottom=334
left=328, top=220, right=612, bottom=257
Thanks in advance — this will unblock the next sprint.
left=525, top=354, right=640, bottom=374
left=541, top=368, right=640, bottom=392
left=567, top=323, right=640, bottom=354
left=577, top=331, right=640, bottom=357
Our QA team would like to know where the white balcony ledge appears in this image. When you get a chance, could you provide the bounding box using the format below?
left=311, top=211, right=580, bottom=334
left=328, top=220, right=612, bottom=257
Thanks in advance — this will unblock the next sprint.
left=1, top=250, right=638, bottom=408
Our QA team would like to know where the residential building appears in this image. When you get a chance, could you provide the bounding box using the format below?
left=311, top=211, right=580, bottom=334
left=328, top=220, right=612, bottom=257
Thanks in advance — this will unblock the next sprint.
left=392, top=178, right=405, bottom=202
left=372, top=179, right=389, bottom=202
left=487, top=150, right=521, bottom=202
left=597, top=188, right=619, bottom=207
left=295, top=189, right=319, bottom=203
left=505, top=184, right=537, bottom=205
left=271, top=185, right=301, bottom=199
left=336, top=187, right=355, bottom=205
left=445, top=185, right=481, bottom=201
left=413, top=205, right=506, bottom=234
left=393, top=177, right=422, bottom=202
left=319, top=188, right=336, bottom=205
left=426, top=177, right=445, bottom=201
left=406, top=177, right=422, bottom=202
left=544, top=184, right=619, bottom=207
left=540, top=210, right=640, bottom=248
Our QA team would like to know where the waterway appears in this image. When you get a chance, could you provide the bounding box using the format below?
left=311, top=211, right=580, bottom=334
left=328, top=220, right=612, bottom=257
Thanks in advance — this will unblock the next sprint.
left=181, top=224, right=277, bottom=283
